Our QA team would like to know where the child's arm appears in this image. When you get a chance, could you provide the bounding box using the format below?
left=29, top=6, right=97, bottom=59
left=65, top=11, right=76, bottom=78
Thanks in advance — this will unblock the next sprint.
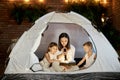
left=77, top=57, right=86, bottom=66
left=53, top=59, right=60, bottom=62
left=57, top=53, right=64, bottom=59
left=45, top=53, right=60, bottom=63
left=45, top=53, right=54, bottom=63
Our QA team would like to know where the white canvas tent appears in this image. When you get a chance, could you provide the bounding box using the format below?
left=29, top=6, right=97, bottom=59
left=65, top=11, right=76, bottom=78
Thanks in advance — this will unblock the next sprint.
left=5, top=11, right=120, bottom=74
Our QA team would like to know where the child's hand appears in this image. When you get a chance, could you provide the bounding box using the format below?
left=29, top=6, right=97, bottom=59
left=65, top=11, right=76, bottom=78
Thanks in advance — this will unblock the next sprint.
left=63, top=67, right=67, bottom=72
left=53, top=59, right=61, bottom=62
left=77, top=64, right=79, bottom=66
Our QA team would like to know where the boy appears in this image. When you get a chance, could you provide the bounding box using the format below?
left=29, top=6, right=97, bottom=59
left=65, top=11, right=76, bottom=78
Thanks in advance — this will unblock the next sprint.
left=77, top=41, right=96, bottom=69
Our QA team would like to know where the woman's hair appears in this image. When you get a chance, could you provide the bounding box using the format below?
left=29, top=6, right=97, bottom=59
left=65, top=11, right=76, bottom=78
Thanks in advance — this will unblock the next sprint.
left=47, top=42, right=58, bottom=53
left=58, top=33, right=70, bottom=50
left=83, top=41, right=93, bottom=48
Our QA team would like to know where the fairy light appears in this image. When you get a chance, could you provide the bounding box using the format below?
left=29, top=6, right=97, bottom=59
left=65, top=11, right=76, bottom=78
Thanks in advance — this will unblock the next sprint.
left=65, top=0, right=68, bottom=3
left=100, top=0, right=107, bottom=5
left=24, top=0, right=30, bottom=3
left=95, top=0, right=100, bottom=3
left=103, top=0, right=107, bottom=4
left=73, top=0, right=78, bottom=3
left=101, top=13, right=105, bottom=23
left=101, top=17, right=105, bottom=23
left=81, top=0, right=85, bottom=2
left=39, top=0, right=44, bottom=3
left=9, top=0, right=14, bottom=2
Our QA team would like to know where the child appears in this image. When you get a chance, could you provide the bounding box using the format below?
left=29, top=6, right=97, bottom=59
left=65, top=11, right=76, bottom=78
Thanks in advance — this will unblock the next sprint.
left=40, top=42, right=66, bottom=72
left=77, top=41, right=96, bottom=69
left=45, top=42, right=59, bottom=64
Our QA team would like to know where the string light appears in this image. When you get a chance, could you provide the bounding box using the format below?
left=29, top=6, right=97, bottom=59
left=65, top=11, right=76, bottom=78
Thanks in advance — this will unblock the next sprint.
left=72, top=0, right=78, bottom=3
left=24, top=0, right=30, bottom=3
left=65, top=0, right=68, bottom=3
left=9, top=0, right=14, bottom=2
left=81, top=0, right=85, bottom=2
left=103, top=0, right=107, bottom=4
left=101, top=13, right=105, bottom=23
left=101, top=17, right=105, bottom=23
left=39, top=0, right=44, bottom=3
left=95, top=0, right=100, bottom=3
left=100, top=0, right=107, bottom=5
left=8, top=0, right=108, bottom=6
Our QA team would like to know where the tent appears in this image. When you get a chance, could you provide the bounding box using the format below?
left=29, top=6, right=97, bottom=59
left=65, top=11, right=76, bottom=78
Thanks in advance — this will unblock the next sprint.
left=5, top=11, right=120, bottom=74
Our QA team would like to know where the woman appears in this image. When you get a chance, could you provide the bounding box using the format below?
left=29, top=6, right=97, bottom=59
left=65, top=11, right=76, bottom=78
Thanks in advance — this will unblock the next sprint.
left=58, top=33, right=75, bottom=63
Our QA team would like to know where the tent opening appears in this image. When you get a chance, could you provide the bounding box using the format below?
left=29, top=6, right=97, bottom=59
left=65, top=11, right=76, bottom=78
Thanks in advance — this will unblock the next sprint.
left=34, top=22, right=97, bottom=68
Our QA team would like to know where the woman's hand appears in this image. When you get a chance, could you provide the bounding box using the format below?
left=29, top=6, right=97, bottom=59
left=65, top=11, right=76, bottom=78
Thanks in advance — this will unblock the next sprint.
left=62, top=47, right=67, bottom=52
left=62, top=48, right=68, bottom=55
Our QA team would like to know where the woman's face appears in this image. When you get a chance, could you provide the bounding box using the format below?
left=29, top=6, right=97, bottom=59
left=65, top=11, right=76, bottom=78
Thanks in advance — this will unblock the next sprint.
left=50, top=46, right=58, bottom=54
left=60, top=37, right=68, bottom=47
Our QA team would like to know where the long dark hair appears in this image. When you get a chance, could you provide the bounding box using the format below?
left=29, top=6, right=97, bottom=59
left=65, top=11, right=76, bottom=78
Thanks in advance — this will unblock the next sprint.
left=58, top=33, right=70, bottom=50
left=47, top=42, right=58, bottom=53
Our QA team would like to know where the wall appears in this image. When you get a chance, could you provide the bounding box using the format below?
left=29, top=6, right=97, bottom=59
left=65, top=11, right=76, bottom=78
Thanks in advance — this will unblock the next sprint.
left=0, top=0, right=32, bottom=64
left=112, top=0, right=120, bottom=31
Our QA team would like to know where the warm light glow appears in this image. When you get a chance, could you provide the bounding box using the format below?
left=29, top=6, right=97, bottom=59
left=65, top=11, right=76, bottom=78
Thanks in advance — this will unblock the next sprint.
left=9, top=0, right=14, bottom=2
left=101, top=17, right=105, bottom=23
left=101, top=13, right=105, bottom=23
left=72, top=0, right=78, bottom=3
left=81, top=0, right=85, bottom=2
left=100, top=0, right=107, bottom=5
left=65, top=0, right=68, bottom=3
left=79, top=0, right=86, bottom=3
left=24, top=0, right=30, bottom=3
left=39, top=0, right=44, bottom=3
left=103, top=0, right=107, bottom=4
left=95, top=0, right=100, bottom=3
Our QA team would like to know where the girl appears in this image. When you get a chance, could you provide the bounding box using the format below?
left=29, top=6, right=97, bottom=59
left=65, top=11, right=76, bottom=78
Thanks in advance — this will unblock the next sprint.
left=58, top=33, right=75, bottom=63
left=45, top=42, right=59, bottom=65
left=40, top=42, right=65, bottom=72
